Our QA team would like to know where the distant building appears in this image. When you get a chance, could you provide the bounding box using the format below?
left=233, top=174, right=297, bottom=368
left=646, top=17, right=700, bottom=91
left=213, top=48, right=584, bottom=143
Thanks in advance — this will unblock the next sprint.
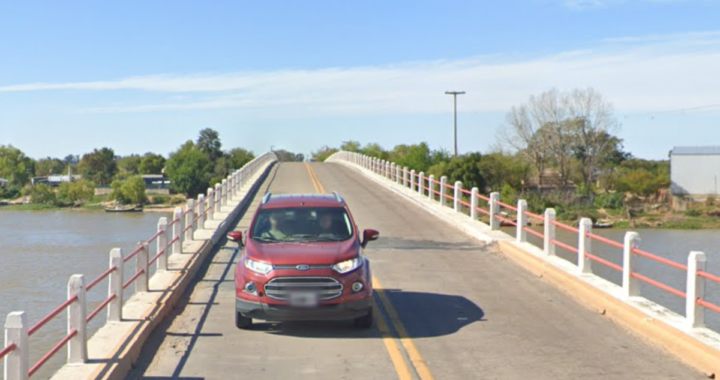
left=0, top=178, right=8, bottom=188
left=32, top=175, right=82, bottom=187
left=525, top=169, right=578, bottom=191
left=670, top=146, right=720, bottom=198
left=142, top=175, right=171, bottom=190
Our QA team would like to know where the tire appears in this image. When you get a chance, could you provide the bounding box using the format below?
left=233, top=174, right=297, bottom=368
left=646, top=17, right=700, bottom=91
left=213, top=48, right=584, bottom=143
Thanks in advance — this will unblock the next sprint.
left=235, top=311, right=253, bottom=330
left=354, top=309, right=374, bottom=329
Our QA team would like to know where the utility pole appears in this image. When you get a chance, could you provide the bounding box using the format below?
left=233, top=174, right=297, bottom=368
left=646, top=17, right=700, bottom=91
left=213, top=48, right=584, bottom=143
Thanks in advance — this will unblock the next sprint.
left=445, top=91, right=465, bottom=158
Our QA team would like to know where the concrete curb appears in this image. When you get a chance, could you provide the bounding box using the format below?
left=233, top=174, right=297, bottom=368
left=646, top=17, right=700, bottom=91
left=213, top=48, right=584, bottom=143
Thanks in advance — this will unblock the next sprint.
left=50, top=161, right=276, bottom=380
left=331, top=159, right=720, bottom=378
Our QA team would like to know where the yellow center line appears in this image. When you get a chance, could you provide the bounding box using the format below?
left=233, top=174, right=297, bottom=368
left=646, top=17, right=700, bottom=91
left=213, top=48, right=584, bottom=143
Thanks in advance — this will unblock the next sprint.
left=304, top=163, right=432, bottom=380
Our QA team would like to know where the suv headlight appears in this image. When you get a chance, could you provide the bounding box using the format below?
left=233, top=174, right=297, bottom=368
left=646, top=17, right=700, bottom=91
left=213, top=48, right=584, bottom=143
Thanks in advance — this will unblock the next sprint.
left=245, top=258, right=273, bottom=274
left=333, top=257, right=362, bottom=274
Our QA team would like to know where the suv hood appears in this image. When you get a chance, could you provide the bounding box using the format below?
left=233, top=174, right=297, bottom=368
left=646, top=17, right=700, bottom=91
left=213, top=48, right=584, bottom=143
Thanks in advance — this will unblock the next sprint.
left=247, top=239, right=358, bottom=266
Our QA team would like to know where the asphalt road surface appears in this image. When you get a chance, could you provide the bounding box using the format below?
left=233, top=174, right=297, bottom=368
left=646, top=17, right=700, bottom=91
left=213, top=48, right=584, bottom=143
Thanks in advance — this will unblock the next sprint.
left=126, top=162, right=704, bottom=380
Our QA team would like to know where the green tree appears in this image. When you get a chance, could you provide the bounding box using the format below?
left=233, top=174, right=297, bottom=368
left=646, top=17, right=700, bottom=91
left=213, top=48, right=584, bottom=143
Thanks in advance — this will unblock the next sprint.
left=341, top=140, right=361, bottom=152
left=273, top=149, right=299, bottom=162
left=29, top=183, right=56, bottom=204
left=138, top=153, right=166, bottom=175
left=228, top=148, right=255, bottom=169
left=614, top=168, right=668, bottom=197
left=312, top=146, right=339, bottom=162
left=111, top=176, right=147, bottom=204
left=78, top=148, right=117, bottom=185
left=117, top=155, right=142, bottom=176
left=165, top=141, right=213, bottom=197
left=477, top=152, right=530, bottom=193
left=35, top=158, right=66, bottom=177
left=57, top=180, right=95, bottom=206
left=197, top=128, right=223, bottom=162
left=446, top=153, right=486, bottom=191
left=360, top=143, right=388, bottom=160
left=0, top=145, right=35, bottom=189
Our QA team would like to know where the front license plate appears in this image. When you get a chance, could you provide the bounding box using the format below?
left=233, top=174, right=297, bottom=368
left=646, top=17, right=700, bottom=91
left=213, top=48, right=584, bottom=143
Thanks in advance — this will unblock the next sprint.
left=289, top=292, right=319, bottom=307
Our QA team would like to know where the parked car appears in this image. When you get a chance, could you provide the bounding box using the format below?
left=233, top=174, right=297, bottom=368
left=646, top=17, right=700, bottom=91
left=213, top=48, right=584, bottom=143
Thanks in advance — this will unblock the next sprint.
left=229, top=192, right=379, bottom=329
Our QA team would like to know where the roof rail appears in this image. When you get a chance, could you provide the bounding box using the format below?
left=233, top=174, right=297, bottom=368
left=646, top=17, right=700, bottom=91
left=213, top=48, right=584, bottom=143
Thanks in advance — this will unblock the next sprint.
left=262, top=193, right=272, bottom=205
left=332, top=191, right=344, bottom=204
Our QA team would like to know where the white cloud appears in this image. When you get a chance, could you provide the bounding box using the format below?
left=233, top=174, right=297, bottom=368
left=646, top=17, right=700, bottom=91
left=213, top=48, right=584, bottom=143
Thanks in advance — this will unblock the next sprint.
left=1, top=31, right=720, bottom=117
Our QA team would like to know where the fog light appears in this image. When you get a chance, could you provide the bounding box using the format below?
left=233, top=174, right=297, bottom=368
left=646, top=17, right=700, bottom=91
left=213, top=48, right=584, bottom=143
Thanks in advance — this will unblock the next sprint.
left=245, top=282, right=257, bottom=293
left=352, top=282, right=364, bottom=292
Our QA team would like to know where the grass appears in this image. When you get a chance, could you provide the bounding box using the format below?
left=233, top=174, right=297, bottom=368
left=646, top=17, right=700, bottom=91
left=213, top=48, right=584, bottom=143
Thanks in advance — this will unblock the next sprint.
left=0, top=204, right=59, bottom=211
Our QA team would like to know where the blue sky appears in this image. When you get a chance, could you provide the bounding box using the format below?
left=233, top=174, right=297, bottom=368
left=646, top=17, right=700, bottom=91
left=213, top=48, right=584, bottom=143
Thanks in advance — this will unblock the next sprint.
left=1, top=0, right=719, bottom=160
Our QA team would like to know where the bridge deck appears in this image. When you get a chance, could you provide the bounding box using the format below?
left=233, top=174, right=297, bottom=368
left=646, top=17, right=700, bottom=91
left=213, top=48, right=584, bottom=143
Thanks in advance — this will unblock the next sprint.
left=126, top=162, right=703, bottom=380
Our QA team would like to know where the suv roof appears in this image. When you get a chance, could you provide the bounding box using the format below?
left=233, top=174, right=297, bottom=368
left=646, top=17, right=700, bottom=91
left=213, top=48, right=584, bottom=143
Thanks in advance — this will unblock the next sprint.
left=261, top=193, right=345, bottom=209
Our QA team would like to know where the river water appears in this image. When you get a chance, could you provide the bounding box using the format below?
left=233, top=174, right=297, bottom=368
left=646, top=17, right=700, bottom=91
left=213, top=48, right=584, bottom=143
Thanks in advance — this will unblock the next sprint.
left=0, top=210, right=170, bottom=379
left=502, top=226, right=720, bottom=333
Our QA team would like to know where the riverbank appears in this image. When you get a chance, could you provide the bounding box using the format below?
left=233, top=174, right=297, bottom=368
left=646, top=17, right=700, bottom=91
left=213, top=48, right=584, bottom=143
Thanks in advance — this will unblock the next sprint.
left=0, top=194, right=186, bottom=213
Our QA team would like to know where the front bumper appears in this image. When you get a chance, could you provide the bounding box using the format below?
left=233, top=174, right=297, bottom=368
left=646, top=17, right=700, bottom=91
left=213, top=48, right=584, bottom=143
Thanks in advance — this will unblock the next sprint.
left=236, top=297, right=373, bottom=321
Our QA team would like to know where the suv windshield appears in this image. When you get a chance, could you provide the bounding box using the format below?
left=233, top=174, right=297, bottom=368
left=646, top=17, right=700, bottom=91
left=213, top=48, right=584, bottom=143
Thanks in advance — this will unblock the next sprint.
left=251, top=207, right=354, bottom=243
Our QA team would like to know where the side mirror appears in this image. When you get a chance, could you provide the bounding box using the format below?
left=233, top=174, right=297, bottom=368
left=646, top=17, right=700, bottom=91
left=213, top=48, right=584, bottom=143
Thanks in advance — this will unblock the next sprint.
left=361, top=229, right=380, bottom=248
left=227, top=231, right=243, bottom=243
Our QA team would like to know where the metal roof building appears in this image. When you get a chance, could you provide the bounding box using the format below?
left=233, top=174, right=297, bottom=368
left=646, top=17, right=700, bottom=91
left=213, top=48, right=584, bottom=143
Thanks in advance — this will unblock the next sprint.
left=670, top=146, right=720, bottom=197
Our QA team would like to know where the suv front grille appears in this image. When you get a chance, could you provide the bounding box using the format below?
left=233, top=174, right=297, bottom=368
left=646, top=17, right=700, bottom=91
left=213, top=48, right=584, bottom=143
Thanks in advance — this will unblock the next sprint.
left=264, top=277, right=343, bottom=301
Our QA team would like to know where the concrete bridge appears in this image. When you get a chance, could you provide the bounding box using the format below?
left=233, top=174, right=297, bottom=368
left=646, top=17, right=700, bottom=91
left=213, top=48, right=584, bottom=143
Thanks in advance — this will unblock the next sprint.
left=2, top=152, right=720, bottom=380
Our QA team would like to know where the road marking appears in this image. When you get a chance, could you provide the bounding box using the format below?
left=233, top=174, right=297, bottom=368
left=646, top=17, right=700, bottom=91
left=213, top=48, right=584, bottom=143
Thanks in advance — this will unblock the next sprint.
left=305, top=163, right=432, bottom=380
left=374, top=276, right=436, bottom=380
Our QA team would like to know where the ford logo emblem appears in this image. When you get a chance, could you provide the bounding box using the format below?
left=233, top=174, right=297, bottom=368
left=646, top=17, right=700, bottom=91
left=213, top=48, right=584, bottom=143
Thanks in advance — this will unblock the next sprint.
left=296, top=265, right=310, bottom=271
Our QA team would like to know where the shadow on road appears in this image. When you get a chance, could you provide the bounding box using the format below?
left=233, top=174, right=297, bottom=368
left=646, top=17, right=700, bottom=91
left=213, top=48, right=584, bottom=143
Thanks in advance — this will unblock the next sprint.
left=253, top=290, right=485, bottom=339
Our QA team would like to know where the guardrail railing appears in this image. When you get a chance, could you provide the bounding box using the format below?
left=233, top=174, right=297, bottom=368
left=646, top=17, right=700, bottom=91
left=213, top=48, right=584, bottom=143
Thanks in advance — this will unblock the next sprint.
left=0, top=152, right=276, bottom=380
left=330, top=151, right=720, bottom=332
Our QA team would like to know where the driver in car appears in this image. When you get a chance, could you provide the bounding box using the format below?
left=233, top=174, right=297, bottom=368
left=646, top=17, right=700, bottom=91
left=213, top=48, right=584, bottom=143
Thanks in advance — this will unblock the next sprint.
left=317, top=211, right=336, bottom=235
left=262, top=211, right=288, bottom=240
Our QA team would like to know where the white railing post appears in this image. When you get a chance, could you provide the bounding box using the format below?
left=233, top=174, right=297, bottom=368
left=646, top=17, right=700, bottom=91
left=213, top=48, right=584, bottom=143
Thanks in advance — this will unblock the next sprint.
left=108, top=248, right=124, bottom=322
left=403, top=167, right=409, bottom=187
left=428, top=175, right=435, bottom=200
left=215, top=183, right=222, bottom=213
left=173, top=207, right=183, bottom=254
left=454, top=181, right=463, bottom=213
left=185, top=199, right=195, bottom=241
left=396, top=165, right=401, bottom=184
left=237, top=171, right=245, bottom=191
left=222, top=179, right=229, bottom=206
left=578, top=218, right=593, bottom=275
left=686, top=251, right=707, bottom=329
left=623, top=232, right=641, bottom=299
left=516, top=200, right=528, bottom=243
left=470, top=187, right=479, bottom=220
left=157, top=217, right=168, bottom=272
left=489, top=192, right=501, bottom=230
left=410, top=170, right=415, bottom=191
left=440, top=176, right=448, bottom=206
left=418, top=172, right=424, bottom=196
left=4, top=311, right=29, bottom=380
left=207, top=188, right=215, bottom=221
left=197, top=194, right=205, bottom=228
left=67, top=274, right=87, bottom=364
left=544, top=209, right=556, bottom=256
left=136, top=242, right=149, bottom=293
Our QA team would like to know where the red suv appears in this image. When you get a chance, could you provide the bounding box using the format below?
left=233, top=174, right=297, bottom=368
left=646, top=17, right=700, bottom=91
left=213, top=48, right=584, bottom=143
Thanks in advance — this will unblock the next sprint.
left=229, top=192, right=379, bottom=330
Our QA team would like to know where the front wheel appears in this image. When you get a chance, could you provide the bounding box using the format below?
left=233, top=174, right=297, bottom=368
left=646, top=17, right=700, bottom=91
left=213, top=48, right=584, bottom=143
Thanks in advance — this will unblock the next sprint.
left=354, top=309, right=374, bottom=329
left=236, top=312, right=253, bottom=330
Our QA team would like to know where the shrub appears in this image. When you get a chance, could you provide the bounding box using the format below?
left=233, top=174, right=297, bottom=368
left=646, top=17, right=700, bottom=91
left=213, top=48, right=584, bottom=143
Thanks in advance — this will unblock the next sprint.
left=594, top=193, right=624, bottom=210
left=684, top=209, right=702, bottom=217
left=150, top=195, right=170, bottom=205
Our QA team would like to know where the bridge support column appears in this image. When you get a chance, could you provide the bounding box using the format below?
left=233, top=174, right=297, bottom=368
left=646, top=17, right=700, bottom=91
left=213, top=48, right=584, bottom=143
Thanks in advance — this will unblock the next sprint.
left=418, top=172, right=424, bottom=196
left=410, top=170, right=415, bottom=191
left=578, top=218, right=593, bottom=275
left=686, top=251, right=707, bottom=329
left=157, top=217, right=168, bottom=272
left=185, top=199, right=195, bottom=241
left=440, top=176, right=448, bottom=207
left=4, top=312, right=29, bottom=380
left=108, top=248, right=124, bottom=322
left=470, top=187, right=479, bottom=220
left=67, top=274, right=88, bottom=364
left=623, top=232, right=641, bottom=299
left=454, top=181, right=463, bottom=213
left=517, top=200, right=528, bottom=243
left=489, top=192, right=500, bottom=230
left=173, top=207, right=184, bottom=254
left=428, top=175, right=435, bottom=200
left=207, top=188, right=215, bottom=220
left=544, top=209, right=556, bottom=256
